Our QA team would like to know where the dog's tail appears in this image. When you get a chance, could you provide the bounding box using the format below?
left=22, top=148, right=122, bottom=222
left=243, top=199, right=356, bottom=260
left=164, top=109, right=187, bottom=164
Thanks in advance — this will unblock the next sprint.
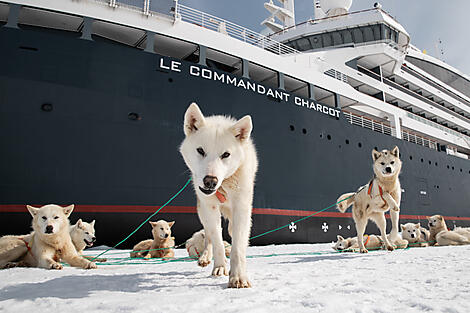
left=336, top=192, right=356, bottom=213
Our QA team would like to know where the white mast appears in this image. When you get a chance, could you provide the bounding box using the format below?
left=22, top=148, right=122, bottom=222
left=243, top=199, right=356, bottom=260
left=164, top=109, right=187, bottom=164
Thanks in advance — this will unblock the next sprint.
left=261, top=0, right=295, bottom=33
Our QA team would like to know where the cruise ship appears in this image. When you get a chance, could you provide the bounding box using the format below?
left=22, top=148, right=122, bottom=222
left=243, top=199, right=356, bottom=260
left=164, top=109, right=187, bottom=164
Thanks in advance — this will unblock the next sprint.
left=1, top=0, right=469, bottom=248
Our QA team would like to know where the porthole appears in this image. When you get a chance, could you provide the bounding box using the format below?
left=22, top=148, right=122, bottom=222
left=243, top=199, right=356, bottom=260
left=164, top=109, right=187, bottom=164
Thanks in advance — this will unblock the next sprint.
left=460, top=168, right=463, bottom=172
left=409, top=156, right=413, bottom=160
left=41, top=103, right=53, bottom=112
left=302, top=128, right=307, bottom=134
left=447, top=165, right=450, bottom=169
left=327, top=135, right=331, bottom=140
left=289, top=125, right=295, bottom=131
left=452, top=166, right=455, bottom=170
left=435, top=162, right=438, bottom=166
left=345, top=139, right=350, bottom=144
left=428, top=161, right=431, bottom=165
left=358, top=142, right=362, bottom=148
left=168, top=78, right=174, bottom=83
left=320, top=133, right=324, bottom=138
left=420, top=158, right=424, bottom=163
left=128, top=112, right=141, bottom=121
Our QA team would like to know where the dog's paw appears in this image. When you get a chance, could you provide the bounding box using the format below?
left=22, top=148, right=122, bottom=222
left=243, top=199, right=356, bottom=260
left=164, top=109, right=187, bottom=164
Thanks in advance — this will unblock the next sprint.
left=386, top=245, right=395, bottom=251
left=359, top=248, right=369, bottom=253
left=3, top=262, right=18, bottom=269
left=228, top=274, right=252, bottom=288
left=392, top=207, right=400, bottom=212
left=86, top=262, right=97, bottom=269
left=50, top=263, right=63, bottom=270
left=212, top=265, right=228, bottom=276
left=198, top=253, right=211, bottom=267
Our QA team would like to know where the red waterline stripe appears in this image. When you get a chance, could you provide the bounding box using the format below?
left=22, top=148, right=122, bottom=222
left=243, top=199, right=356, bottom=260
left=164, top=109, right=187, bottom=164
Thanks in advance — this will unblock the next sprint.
left=1, top=204, right=470, bottom=221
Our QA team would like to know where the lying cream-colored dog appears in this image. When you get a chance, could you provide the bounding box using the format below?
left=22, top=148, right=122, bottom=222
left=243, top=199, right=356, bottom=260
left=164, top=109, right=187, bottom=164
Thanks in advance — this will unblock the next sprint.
left=130, top=220, right=175, bottom=259
left=186, top=229, right=231, bottom=259
left=428, top=215, right=470, bottom=246
left=401, top=223, right=431, bottom=247
left=2, top=204, right=97, bottom=269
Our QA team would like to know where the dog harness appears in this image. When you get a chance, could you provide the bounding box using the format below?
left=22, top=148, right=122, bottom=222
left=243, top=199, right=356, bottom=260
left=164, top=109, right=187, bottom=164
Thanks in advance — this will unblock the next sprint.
left=363, top=235, right=371, bottom=247
left=186, top=245, right=200, bottom=258
left=367, top=179, right=387, bottom=207
left=215, top=190, right=226, bottom=203
left=20, top=237, right=34, bottom=258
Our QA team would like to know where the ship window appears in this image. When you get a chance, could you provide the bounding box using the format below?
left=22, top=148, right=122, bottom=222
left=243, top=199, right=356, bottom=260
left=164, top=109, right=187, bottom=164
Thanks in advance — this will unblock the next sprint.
left=383, top=25, right=391, bottom=40
left=332, top=31, right=342, bottom=46
left=322, top=33, right=333, bottom=47
left=391, top=29, right=398, bottom=43
left=154, top=34, right=199, bottom=62
left=284, top=75, right=308, bottom=98
left=18, top=7, right=83, bottom=32
left=296, top=37, right=311, bottom=51
left=314, top=85, right=335, bottom=107
left=352, top=28, right=364, bottom=43
left=206, top=48, right=242, bottom=76
left=339, top=29, right=353, bottom=44
left=309, top=35, right=323, bottom=49
left=362, top=26, right=374, bottom=42
left=93, top=20, right=145, bottom=47
left=249, top=62, right=278, bottom=89
left=372, top=24, right=381, bottom=41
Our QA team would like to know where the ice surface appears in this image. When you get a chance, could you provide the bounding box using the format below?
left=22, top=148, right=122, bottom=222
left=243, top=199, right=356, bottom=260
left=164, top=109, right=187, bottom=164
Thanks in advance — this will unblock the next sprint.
left=1, top=243, right=469, bottom=313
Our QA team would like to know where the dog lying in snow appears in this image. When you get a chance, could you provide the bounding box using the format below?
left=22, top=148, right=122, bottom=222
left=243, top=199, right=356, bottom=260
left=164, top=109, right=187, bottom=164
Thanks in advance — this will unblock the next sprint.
left=179, top=103, right=258, bottom=288
left=428, top=215, right=470, bottom=246
left=185, top=229, right=231, bottom=259
left=401, top=223, right=431, bottom=247
left=130, top=220, right=175, bottom=259
left=333, top=234, right=407, bottom=252
left=1, top=204, right=97, bottom=269
left=336, top=147, right=402, bottom=253
left=453, top=226, right=470, bottom=241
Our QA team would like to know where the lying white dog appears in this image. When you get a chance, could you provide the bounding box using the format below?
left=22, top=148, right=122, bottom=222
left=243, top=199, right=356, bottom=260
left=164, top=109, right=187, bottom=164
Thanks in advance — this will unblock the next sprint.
left=185, top=229, right=231, bottom=259
left=401, top=223, right=431, bottom=247
left=428, top=215, right=470, bottom=246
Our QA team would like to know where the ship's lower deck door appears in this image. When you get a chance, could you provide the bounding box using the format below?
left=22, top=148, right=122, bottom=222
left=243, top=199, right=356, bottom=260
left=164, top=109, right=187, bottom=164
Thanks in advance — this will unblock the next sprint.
left=417, top=178, right=430, bottom=206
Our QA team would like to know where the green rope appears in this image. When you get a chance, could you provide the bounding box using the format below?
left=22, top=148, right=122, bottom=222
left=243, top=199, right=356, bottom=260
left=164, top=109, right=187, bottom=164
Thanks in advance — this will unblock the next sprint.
left=91, top=177, right=193, bottom=261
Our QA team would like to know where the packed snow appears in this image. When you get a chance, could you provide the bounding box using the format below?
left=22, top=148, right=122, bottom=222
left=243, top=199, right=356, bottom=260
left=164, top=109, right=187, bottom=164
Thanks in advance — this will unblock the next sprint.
left=1, top=243, right=469, bottom=313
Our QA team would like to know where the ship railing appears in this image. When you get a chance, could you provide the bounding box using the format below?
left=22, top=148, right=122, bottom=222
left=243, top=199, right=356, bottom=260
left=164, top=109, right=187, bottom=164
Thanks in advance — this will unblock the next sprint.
left=343, top=111, right=438, bottom=150
left=174, top=4, right=300, bottom=56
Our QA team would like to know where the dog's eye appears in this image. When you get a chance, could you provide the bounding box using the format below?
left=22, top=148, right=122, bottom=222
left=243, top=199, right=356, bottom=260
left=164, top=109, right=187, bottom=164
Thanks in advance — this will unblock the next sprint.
left=197, top=147, right=205, bottom=157
left=221, top=152, right=230, bottom=159
left=85, top=232, right=89, bottom=235
left=54, top=216, right=59, bottom=219
left=390, top=161, right=395, bottom=165
left=381, top=162, right=385, bottom=165
left=160, top=228, right=164, bottom=230
left=42, top=216, right=47, bottom=220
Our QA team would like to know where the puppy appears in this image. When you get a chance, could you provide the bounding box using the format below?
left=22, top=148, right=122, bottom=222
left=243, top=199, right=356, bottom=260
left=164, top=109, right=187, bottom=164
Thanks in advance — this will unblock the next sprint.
left=5, top=204, right=97, bottom=269
left=401, top=223, right=431, bottom=247
left=336, top=147, right=402, bottom=253
left=185, top=229, right=231, bottom=259
left=428, top=215, right=470, bottom=246
left=130, top=220, right=175, bottom=259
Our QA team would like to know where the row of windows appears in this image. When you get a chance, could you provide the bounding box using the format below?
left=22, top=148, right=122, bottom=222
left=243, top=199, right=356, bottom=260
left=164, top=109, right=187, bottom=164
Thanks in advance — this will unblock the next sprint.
left=284, top=23, right=399, bottom=52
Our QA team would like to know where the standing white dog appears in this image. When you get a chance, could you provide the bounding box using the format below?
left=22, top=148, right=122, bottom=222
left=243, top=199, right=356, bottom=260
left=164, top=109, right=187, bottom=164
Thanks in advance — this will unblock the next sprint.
left=180, top=103, right=258, bottom=288
left=336, top=147, right=402, bottom=253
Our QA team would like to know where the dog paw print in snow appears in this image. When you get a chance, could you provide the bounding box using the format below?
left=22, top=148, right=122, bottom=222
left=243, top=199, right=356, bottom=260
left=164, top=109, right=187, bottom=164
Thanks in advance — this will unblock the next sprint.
left=289, top=222, right=297, bottom=233
left=322, top=222, right=328, bottom=232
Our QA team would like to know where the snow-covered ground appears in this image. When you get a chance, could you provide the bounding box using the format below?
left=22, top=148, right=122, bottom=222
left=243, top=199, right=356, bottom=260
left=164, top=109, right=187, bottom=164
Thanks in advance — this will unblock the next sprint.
left=1, top=243, right=469, bottom=313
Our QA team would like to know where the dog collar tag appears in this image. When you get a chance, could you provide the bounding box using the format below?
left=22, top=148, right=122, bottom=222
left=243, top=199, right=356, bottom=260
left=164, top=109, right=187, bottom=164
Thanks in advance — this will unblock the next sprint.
left=215, top=190, right=226, bottom=203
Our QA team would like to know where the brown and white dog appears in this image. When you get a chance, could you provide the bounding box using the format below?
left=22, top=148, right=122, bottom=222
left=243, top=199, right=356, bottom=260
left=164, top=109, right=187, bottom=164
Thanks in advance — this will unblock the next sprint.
left=130, top=220, right=175, bottom=259
left=428, top=215, right=470, bottom=246
left=336, top=147, right=402, bottom=253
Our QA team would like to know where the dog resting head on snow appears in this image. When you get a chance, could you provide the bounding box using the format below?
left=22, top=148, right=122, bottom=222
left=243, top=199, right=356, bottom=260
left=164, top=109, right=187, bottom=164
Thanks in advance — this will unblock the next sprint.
left=400, top=223, right=430, bottom=247
left=179, top=103, right=258, bottom=288
left=21, top=204, right=97, bottom=269
left=70, top=219, right=96, bottom=254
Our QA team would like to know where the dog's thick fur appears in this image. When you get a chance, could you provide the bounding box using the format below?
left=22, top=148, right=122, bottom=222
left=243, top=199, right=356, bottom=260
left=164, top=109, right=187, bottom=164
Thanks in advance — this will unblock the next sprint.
left=130, top=220, right=175, bottom=259
left=401, top=223, right=431, bottom=247
left=0, top=234, right=32, bottom=268
left=333, top=234, right=407, bottom=252
left=3, top=204, right=96, bottom=269
left=70, top=219, right=96, bottom=254
left=180, top=103, right=258, bottom=288
left=453, top=226, right=470, bottom=241
left=185, top=229, right=231, bottom=259
left=428, top=215, right=470, bottom=246
left=336, top=147, right=402, bottom=253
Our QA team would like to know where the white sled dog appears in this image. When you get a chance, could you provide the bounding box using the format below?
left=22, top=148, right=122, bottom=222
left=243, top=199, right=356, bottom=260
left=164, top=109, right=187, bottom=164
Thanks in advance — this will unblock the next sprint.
left=2, top=204, right=97, bottom=269
left=336, top=146, right=402, bottom=253
left=180, top=103, right=258, bottom=288
left=401, top=223, right=431, bottom=247
left=70, top=219, right=96, bottom=254
left=428, top=215, right=470, bottom=246
left=185, top=229, right=231, bottom=259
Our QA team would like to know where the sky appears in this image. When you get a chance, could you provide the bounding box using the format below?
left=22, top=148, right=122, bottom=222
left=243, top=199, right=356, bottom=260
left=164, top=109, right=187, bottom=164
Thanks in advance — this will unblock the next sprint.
left=179, top=0, right=470, bottom=75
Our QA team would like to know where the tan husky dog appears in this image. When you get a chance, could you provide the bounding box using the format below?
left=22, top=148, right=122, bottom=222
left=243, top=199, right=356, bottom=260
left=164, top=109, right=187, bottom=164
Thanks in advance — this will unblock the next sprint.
left=130, top=220, right=175, bottom=259
left=336, top=147, right=402, bottom=253
left=4, top=204, right=97, bottom=269
left=428, top=215, right=470, bottom=246
left=180, top=103, right=258, bottom=288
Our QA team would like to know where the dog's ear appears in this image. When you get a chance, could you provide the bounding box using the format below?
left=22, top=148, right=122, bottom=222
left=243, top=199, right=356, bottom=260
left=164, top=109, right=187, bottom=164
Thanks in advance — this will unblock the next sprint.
left=372, top=149, right=381, bottom=161
left=400, top=224, right=405, bottom=231
left=149, top=221, right=158, bottom=228
left=337, top=235, right=344, bottom=241
left=231, top=115, right=252, bottom=142
left=415, top=223, right=421, bottom=228
left=438, top=215, right=443, bottom=221
left=184, top=102, right=205, bottom=136
left=63, top=205, right=74, bottom=217
left=427, top=216, right=431, bottom=221
left=168, top=221, right=175, bottom=228
left=391, top=146, right=399, bottom=157
left=90, top=220, right=95, bottom=228
left=77, top=219, right=84, bottom=229
left=26, top=205, right=39, bottom=217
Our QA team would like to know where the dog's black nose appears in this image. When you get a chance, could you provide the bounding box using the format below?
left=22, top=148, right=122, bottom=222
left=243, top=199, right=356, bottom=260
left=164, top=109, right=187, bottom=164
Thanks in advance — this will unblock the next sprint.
left=385, top=167, right=392, bottom=173
left=203, top=176, right=218, bottom=189
left=92, top=237, right=96, bottom=242
left=165, top=234, right=169, bottom=238
left=45, top=225, right=53, bottom=233
left=411, top=234, right=415, bottom=238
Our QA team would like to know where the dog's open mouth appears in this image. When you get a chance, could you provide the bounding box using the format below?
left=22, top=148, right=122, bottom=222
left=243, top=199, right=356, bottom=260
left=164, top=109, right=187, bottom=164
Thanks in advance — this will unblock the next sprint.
left=199, top=186, right=216, bottom=195
left=84, top=239, right=94, bottom=247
